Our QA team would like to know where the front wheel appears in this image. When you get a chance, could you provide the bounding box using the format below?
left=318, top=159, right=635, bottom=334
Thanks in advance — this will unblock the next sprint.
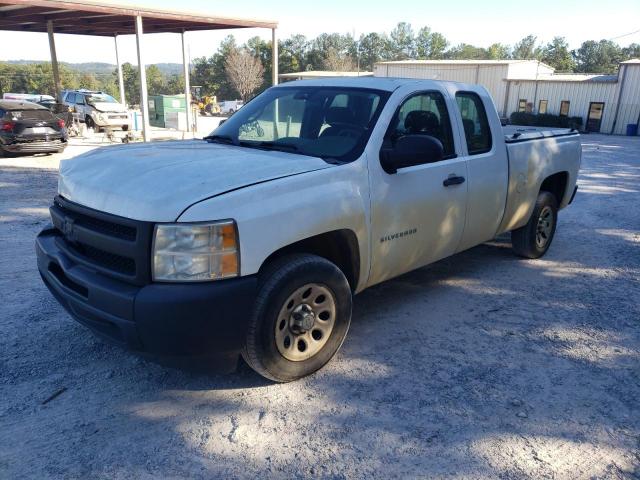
left=242, top=254, right=352, bottom=382
left=511, top=191, right=558, bottom=259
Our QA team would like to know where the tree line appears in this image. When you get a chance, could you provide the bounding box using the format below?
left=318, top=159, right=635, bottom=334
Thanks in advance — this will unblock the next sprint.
left=1, top=22, right=638, bottom=105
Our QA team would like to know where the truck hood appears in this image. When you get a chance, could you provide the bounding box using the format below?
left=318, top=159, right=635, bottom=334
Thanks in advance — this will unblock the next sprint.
left=91, top=102, right=127, bottom=113
left=58, top=140, right=332, bottom=221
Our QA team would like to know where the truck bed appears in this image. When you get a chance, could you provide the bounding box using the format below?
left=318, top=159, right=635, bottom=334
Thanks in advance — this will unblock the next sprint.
left=497, top=125, right=581, bottom=235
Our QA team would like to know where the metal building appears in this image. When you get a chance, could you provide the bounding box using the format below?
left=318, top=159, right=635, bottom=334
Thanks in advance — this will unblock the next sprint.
left=374, top=59, right=640, bottom=135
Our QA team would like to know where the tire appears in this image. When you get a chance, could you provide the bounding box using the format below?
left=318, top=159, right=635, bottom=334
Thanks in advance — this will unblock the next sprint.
left=511, top=191, right=558, bottom=259
left=85, top=115, right=94, bottom=129
left=242, top=254, right=352, bottom=382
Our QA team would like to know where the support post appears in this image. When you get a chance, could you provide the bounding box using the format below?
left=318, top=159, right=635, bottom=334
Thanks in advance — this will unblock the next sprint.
left=114, top=35, right=126, bottom=106
left=271, top=28, right=278, bottom=85
left=181, top=31, right=193, bottom=133
left=135, top=15, right=150, bottom=142
left=47, top=20, right=62, bottom=102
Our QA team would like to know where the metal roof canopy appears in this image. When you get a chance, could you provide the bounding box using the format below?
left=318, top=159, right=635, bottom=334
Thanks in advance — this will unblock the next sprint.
left=0, top=0, right=279, bottom=141
left=0, top=0, right=277, bottom=35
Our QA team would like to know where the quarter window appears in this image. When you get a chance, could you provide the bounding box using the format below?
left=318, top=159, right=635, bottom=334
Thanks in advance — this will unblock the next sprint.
left=455, top=92, right=492, bottom=155
left=387, top=91, right=455, bottom=158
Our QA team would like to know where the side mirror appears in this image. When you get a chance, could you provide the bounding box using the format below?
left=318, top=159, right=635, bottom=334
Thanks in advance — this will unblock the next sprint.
left=380, top=134, right=444, bottom=174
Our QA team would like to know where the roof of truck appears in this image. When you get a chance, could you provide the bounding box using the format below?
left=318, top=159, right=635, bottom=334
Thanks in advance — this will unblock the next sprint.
left=274, top=76, right=463, bottom=92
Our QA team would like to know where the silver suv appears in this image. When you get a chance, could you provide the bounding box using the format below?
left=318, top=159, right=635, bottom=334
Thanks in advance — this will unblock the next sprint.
left=62, top=90, right=131, bottom=131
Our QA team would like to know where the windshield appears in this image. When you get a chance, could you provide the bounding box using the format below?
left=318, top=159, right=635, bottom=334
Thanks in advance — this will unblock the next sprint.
left=86, top=94, right=117, bottom=105
left=209, top=86, right=390, bottom=163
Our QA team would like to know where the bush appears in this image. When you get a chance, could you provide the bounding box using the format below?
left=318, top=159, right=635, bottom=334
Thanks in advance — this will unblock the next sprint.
left=509, top=112, right=583, bottom=130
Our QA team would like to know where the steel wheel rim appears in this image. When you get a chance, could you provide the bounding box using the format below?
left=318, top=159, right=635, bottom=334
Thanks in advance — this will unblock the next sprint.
left=275, top=283, right=336, bottom=362
left=536, top=206, right=554, bottom=248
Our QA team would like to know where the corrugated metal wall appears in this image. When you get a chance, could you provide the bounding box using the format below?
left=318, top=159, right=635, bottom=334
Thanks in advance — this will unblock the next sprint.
left=505, top=80, right=619, bottom=132
left=615, top=64, right=640, bottom=135
left=373, top=63, right=510, bottom=114
left=374, top=61, right=640, bottom=135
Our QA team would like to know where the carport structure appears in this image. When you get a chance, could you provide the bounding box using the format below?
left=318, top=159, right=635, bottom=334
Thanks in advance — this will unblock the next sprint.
left=0, top=0, right=278, bottom=141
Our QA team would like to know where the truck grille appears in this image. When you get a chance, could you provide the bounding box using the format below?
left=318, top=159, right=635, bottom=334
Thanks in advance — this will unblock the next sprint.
left=49, top=196, right=154, bottom=285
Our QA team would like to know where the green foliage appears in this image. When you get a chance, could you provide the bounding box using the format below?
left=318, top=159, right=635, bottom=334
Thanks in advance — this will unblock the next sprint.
left=512, top=35, right=541, bottom=60
left=540, top=37, right=575, bottom=72
left=2, top=23, right=639, bottom=105
left=509, top=112, right=583, bottom=130
left=573, top=40, right=625, bottom=73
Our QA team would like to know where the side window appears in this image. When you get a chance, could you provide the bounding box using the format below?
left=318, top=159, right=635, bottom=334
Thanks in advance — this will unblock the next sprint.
left=66, top=93, right=76, bottom=103
left=76, top=94, right=85, bottom=105
left=387, top=91, right=455, bottom=158
left=455, top=92, right=492, bottom=155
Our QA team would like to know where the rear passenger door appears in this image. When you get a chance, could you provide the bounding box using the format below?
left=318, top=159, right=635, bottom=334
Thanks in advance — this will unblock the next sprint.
left=368, top=90, right=468, bottom=286
left=454, top=91, right=509, bottom=252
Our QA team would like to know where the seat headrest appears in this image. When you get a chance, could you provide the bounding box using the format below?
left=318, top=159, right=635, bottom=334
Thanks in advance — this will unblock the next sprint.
left=462, top=118, right=475, bottom=137
left=404, top=110, right=440, bottom=134
left=325, top=107, right=355, bottom=125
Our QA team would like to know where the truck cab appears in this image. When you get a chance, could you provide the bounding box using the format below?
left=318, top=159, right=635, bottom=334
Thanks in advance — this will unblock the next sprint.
left=37, top=78, right=581, bottom=381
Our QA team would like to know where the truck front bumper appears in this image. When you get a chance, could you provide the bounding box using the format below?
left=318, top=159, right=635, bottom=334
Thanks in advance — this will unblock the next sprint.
left=36, top=228, right=257, bottom=370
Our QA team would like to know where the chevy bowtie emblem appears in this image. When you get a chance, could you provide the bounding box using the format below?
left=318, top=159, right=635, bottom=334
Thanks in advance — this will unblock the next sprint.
left=62, top=217, right=77, bottom=242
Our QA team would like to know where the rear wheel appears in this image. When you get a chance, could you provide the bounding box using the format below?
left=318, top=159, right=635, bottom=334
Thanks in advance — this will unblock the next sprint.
left=511, top=191, right=558, bottom=259
left=242, top=254, right=352, bottom=382
left=85, top=115, right=95, bottom=129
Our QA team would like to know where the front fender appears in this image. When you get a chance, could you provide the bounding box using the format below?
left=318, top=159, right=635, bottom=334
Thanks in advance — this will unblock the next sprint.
left=178, top=158, right=371, bottom=292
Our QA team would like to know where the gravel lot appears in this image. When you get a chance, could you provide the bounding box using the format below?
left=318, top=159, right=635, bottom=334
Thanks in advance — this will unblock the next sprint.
left=1, top=134, right=638, bottom=479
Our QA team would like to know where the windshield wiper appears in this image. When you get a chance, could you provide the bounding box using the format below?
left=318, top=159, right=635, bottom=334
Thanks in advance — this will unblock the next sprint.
left=203, top=134, right=237, bottom=145
left=249, top=141, right=300, bottom=153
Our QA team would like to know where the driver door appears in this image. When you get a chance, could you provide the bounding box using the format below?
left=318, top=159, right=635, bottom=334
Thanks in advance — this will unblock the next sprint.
left=368, top=90, right=468, bottom=286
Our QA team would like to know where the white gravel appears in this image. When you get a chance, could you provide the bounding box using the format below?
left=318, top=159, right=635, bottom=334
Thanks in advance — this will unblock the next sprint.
left=1, top=134, right=639, bottom=479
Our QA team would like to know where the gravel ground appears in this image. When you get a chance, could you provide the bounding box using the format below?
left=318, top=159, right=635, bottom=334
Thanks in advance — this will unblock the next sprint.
left=0, top=134, right=639, bottom=479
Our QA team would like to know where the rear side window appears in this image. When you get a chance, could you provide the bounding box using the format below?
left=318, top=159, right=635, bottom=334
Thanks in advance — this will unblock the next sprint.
left=387, top=91, right=455, bottom=158
left=455, top=92, right=492, bottom=155
left=66, top=93, right=76, bottom=103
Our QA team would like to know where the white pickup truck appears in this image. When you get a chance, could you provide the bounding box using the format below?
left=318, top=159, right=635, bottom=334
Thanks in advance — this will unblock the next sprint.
left=36, top=78, right=581, bottom=382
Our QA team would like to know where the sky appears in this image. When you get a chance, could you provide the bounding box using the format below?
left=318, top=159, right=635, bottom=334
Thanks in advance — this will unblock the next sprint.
left=0, top=0, right=638, bottom=65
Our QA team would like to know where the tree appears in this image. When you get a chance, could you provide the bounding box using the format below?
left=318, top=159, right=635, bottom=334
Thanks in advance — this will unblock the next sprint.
left=280, top=34, right=309, bottom=72
left=540, top=37, right=574, bottom=72
left=622, top=43, right=640, bottom=60
left=447, top=43, right=488, bottom=60
left=573, top=39, right=623, bottom=73
left=146, top=65, right=165, bottom=95
left=358, top=32, right=389, bottom=70
left=415, top=26, right=432, bottom=59
left=429, top=32, right=449, bottom=59
left=225, top=47, right=264, bottom=102
left=512, top=35, right=540, bottom=59
left=388, top=22, right=415, bottom=60
left=486, top=43, right=511, bottom=60
left=323, top=47, right=356, bottom=71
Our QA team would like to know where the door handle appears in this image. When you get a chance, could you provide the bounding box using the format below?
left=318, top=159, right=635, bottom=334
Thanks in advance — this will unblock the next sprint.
left=443, top=175, right=465, bottom=187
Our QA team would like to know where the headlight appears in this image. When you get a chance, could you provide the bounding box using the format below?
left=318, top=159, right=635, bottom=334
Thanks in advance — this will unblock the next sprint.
left=152, top=221, right=239, bottom=282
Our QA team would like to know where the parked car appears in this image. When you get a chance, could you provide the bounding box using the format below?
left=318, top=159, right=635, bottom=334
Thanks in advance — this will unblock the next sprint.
left=218, top=100, right=244, bottom=115
left=36, top=78, right=581, bottom=382
left=0, top=100, right=67, bottom=155
left=62, top=90, right=131, bottom=131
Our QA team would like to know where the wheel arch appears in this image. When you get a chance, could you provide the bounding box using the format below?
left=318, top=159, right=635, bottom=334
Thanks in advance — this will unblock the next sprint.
left=258, top=229, right=361, bottom=291
left=539, top=171, right=569, bottom=205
